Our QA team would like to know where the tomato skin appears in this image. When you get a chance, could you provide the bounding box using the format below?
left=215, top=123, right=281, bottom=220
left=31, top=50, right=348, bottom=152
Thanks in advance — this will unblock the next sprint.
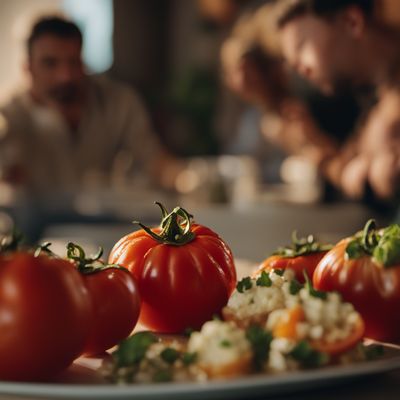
left=255, top=252, right=328, bottom=283
left=109, top=224, right=236, bottom=333
left=313, top=239, right=400, bottom=343
left=0, top=253, right=91, bottom=381
left=81, top=268, right=141, bottom=356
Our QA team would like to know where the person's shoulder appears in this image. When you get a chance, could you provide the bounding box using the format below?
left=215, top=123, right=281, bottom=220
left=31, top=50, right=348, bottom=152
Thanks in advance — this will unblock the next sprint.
left=88, top=74, right=145, bottom=108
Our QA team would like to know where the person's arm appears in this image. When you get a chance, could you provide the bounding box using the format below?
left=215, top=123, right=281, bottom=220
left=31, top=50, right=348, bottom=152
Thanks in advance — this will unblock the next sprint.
left=261, top=100, right=339, bottom=166
left=339, top=90, right=400, bottom=201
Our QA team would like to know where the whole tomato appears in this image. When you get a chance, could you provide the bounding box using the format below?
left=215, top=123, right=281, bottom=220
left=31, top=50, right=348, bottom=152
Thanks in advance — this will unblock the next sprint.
left=313, top=220, right=400, bottom=343
left=0, top=248, right=91, bottom=381
left=66, top=243, right=141, bottom=356
left=254, top=233, right=331, bottom=283
left=109, top=202, right=237, bottom=333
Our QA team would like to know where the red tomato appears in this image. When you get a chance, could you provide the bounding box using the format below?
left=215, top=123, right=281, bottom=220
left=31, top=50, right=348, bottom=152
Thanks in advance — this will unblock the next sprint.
left=254, top=234, right=331, bottom=283
left=109, top=203, right=236, bottom=333
left=0, top=253, right=91, bottom=381
left=66, top=244, right=141, bottom=356
left=255, top=252, right=327, bottom=283
left=313, top=220, right=400, bottom=343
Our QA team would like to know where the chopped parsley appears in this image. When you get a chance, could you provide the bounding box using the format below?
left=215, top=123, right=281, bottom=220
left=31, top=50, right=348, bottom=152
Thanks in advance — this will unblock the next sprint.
left=153, top=369, right=172, bottom=382
left=237, top=277, right=253, bottom=293
left=346, top=220, right=400, bottom=268
left=256, top=271, right=272, bottom=287
left=220, top=339, right=232, bottom=348
left=289, top=341, right=329, bottom=368
left=246, top=326, right=273, bottom=370
left=363, top=345, right=384, bottom=360
left=373, top=224, right=400, bottom=267
left=289, top=278, right=303, bottom=295
left=273, top=269, right=285, bottom=276
left=113, top=332, right=157, bottom=367
left=182, top=352, right=197, bottom=366
left=160, top=348, right=180, bottom=364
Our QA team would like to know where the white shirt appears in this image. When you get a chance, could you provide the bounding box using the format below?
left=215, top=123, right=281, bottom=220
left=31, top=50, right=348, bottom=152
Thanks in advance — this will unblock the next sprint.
left=0, top=75, right=161, bottom=193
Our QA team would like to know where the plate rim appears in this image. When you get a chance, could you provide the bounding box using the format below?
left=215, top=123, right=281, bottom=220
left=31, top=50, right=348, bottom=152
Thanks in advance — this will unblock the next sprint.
left=1, top=352, right=400, bottom=399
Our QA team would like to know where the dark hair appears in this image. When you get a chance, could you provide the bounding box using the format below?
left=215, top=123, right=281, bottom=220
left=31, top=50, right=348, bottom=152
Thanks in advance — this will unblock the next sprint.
left=278, top=0, right=375, bottom=28
left=27, top=16, right=83, bottom=54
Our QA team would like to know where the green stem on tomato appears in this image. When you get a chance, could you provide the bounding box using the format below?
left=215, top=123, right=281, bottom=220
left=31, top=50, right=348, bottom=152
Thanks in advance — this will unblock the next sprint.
left=66, top=242, right=126, bottom=275
left=273, top=231, right=331, bottom=258
left=361, top=219, right=378, bottom=254
left=133, top=202, right=196, bottom=246
left=34, top=242, right=56, bottom=258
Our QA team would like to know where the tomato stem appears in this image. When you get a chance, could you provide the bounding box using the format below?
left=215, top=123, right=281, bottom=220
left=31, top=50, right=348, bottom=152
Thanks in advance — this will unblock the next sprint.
left=34, top=242, right=57, bottom=258
left=362, top=219, right=378, bottom=254
left=133, top=202, right=196, bottom=246
left=66, top=242, right=126, bottom=274
left=273, top=231, right=331, bottom=257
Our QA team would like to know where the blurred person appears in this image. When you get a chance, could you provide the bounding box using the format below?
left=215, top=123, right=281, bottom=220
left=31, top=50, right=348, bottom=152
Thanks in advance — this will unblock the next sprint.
left=277, top=0, right=400, bottom=202
left=0, top=16, right=179, bottom=194
left=220, top=2, right=339, bottom=180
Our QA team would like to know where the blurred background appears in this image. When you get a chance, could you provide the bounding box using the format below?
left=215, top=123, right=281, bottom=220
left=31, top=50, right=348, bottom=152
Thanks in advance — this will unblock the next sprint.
left=0, top=0, right=399, bottom=262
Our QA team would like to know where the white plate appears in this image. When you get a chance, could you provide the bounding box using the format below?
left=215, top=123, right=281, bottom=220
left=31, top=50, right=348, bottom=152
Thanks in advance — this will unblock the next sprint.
left=1, top=346, right=400, bottom=400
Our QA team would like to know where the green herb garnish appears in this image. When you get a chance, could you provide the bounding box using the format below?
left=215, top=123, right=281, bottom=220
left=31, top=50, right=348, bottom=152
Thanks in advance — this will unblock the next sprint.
left=182, top=352, right=197, bottom=366
left=237, top=277, right=253, bottom=293
left=363, top=344, right=384, bottom=360
left=153, top=369, right=172, bottom=382
left=113, top=332, right=158, bottom=367
left=246, top=326, right=273, bottom=370
left=289, top=278, right=303, bottom=295
left=289, top=341, right=329, bottom=368
left=160, top=348, right=180, bottom=364
left=373, top=224, right=400, bottom=267
left=345, top=239, right=366, bottom=259
left=346, top=220, right=400, bottom=268
left=273, top=269, right=285, bottom=276
left=220, top=340, right=232, bottom=348
left=256, top=271, right=272, bottom=287
left=303, top=272, right=327, bottom=300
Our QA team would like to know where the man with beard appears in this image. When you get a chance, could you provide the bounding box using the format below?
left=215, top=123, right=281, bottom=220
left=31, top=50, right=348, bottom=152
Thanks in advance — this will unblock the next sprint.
left=277, top=0, right=400, bottom=203
left=0, top=16, right=176, bottom=193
